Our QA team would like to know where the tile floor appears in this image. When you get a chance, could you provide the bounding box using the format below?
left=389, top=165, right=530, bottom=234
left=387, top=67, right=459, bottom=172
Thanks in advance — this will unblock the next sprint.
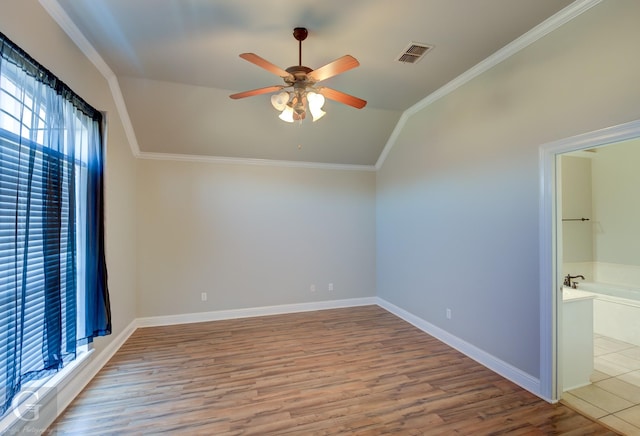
left=563, top=334, right=640, bottom=435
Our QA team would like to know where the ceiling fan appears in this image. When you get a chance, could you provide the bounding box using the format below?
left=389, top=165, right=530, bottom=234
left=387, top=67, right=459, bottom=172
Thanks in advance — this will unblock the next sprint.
left=229, top=27, right=367, bottom=123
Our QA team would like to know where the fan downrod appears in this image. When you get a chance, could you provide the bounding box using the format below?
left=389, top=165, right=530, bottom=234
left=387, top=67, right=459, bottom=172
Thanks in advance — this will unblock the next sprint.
left=292, top=27, right=308, bottom=67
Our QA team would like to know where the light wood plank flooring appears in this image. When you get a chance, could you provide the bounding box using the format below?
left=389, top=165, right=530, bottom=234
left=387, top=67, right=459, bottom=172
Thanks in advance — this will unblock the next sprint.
left=47, top=306, right=617, bottom=435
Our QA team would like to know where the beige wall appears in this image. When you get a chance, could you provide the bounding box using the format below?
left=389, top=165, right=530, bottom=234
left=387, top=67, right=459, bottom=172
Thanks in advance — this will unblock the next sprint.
left=0, top=0, right=138, bottom=352
left=2, top=1, right=374, bottom=326
left=136, top=159, right=376, bottom=317
left=561, top=139, right=640, bottom=283
left=561, top=155, right=594, bottom=264
left=592, top=139, right=640, bottom=266
left=376, top=0, right=640, bottom=380
left=4, top=0, right=640, bottom=413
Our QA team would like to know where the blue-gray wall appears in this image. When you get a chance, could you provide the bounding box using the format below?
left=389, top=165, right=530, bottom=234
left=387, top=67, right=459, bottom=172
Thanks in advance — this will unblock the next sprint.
left=376, top=0, right=640, bottom=379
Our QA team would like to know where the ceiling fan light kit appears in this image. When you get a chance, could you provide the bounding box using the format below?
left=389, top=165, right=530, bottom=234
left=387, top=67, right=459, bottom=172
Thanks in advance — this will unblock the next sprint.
left=230, top=27, right=366, bottom=124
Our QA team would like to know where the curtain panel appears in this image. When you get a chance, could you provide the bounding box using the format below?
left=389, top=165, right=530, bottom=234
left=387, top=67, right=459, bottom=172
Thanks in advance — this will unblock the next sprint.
left=0, top=32, right=111, bottom=416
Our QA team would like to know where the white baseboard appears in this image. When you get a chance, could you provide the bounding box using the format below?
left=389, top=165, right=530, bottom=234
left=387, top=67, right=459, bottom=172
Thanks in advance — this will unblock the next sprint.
left=4, top=319, right=137, bottom=435
left=25, top=296, right=374, bottom=432
left=55, top=319, right=138, bottom=413
left=30, top=294, right=548, bottom=433
left=139, top=297, right=544, bottom=398
left=375, top=297, right=543, bottom=399
left=136, top=297, right=378, bottom=328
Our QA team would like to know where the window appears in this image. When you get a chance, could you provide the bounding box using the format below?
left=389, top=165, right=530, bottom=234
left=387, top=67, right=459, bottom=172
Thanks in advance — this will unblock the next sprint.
left=0, top=32, right=111, bottom=417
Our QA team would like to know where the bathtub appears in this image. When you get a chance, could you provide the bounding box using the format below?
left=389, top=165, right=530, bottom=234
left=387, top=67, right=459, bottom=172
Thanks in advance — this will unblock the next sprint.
left=574, top=281, right=640, bottom=347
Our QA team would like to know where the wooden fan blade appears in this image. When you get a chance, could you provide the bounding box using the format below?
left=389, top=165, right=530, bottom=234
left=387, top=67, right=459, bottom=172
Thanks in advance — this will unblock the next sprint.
left=229, top=85, right=284, bottom=100
left=239, top=53, right=293, bottom=80
left=319, top=87, right=367, bottom=109
left=308, top=55, right=360, bottom=83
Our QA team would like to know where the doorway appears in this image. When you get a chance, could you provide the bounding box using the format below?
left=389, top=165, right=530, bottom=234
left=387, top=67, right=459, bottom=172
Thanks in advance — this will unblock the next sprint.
left=539, top=119, right=640, bottom=432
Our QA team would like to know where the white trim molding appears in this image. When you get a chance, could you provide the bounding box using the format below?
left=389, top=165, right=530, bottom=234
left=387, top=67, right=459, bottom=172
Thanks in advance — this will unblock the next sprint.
left=376, top=298, right=542, bottom=398
left=141, top=296, right=547, bottom=399
left=538, top=118, right=640, bottom=402
left=137, top=297, right=378, bottom=328
left=375, top=0, right=602, bottom=170
left=11, top=285, right=610, bottom=433
left=3, top=319, right=137, bottom=435
left=138, top=152, right=376, bottom=172
left=42, top=0, right=600, bottom=172
left=4, top=297, right=375, bottom=432
left=54, top=320, right=138, bottom=416
left=39, top=0, right=142, bottom=157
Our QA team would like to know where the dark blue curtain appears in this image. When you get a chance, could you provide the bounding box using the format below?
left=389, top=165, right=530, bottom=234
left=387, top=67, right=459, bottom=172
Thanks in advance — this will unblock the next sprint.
left=84, top=113, right=111, bottom=342
left=0, top=32, right=111, bottom=416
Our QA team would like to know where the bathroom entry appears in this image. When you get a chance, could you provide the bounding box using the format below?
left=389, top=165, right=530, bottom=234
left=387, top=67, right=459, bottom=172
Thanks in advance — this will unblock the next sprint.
left=541, top=120, right=640, bottom=403
left=557, top=137, right=640, bottom=399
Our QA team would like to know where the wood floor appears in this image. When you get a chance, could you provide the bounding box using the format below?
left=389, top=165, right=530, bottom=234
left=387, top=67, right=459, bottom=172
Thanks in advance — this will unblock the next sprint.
left=47, top=306, right=617, bottom=435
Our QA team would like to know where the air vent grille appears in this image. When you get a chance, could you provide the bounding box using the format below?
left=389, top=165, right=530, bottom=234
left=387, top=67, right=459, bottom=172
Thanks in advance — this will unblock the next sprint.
left=397, top=42, right=433, bottom=64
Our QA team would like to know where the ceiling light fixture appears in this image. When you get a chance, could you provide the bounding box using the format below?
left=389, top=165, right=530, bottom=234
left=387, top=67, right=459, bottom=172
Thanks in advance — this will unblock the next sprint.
left=230, top=27, right=366, bottom=124
left=270, top=88, right=326, bottom=123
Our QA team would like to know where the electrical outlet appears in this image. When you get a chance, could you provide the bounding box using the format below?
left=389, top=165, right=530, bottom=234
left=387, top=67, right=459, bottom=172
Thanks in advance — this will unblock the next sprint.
left=310, top=284, right=316, bottom=292
left=328, top=283, right=334, bottom=291
left=446, top=308, right=452, bottom=319
left=201, top=292, right=207, bottom=302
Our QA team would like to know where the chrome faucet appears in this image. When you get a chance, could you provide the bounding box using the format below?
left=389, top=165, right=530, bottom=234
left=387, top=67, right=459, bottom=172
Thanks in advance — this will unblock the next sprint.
left=564, top=274, right=585, bottom=288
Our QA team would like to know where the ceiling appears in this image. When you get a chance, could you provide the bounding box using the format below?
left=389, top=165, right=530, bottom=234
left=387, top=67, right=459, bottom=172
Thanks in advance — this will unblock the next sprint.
left=51, top=0, right=574, bottom=167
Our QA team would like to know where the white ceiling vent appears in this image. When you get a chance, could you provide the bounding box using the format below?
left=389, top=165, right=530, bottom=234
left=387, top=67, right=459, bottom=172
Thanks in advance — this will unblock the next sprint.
left=396, top=42, right=433, bottom=64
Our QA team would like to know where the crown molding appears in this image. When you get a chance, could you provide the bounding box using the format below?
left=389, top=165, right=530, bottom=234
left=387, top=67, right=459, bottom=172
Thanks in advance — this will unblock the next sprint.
left=138, top=151, right=376, bottom=171
left=375, top=0, right=603, bottom=171
left=40, top=0, right=141, bottom=156
left=41, top=0, right=601, bottom=172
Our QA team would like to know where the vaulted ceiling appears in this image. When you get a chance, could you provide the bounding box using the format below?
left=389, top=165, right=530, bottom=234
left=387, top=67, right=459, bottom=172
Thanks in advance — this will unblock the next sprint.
left=49, top=0, right=575, bottom=167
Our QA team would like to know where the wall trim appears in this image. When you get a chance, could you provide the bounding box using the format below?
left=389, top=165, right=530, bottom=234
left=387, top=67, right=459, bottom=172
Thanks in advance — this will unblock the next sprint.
left=138, top=297, right=554, bottom=402
left=27, top=293, right=567, bottom=431
left=375, top=297, right=545, bottom=401
left=374, top=0, right=602, bottom=170
left=6, top=319, right=138, bottom=434
left=138, top=151, right=376, bottom=172
left=38, top=0, right=142, bottom=157
left=136, top=297, right=378, bottom=328
left=53, top=319, right=138, bottom=416
left=43, top=0, right=600, bottom=172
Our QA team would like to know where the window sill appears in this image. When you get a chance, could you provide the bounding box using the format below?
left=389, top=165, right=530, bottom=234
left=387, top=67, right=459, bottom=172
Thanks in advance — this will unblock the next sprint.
left=0, top=347, right=94, bottom=434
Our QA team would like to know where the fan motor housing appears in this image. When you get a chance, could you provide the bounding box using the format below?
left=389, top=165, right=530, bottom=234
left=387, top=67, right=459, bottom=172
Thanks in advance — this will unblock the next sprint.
left=285, top=66, right=314, bottom=85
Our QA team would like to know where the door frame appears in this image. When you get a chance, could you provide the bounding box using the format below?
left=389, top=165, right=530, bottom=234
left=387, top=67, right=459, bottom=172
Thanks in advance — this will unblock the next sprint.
left=539, top=119, right=640, bottom=401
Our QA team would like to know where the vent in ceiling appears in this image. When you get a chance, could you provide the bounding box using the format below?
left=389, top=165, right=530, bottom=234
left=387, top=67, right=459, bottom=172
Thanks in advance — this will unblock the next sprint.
left=396, top=42, right=433, bottom=64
